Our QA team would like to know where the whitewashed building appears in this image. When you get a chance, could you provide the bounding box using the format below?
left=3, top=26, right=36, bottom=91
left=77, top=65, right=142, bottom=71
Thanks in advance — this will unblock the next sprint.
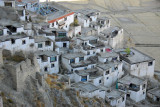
left=99, top=26, right=124, bottom=49
left=0, top=35, right=35, bottom=54
left=33, top=36, right=54, bottom=51
left=36, top=51, right=59, bottom=74
left=71, top=82, right=105, bottom=99
left=75, top=8, right=100, bottom=28
left=106, top=90, right=126, bottom=107
left=62, top=52, right=96, bottom=72
left=75, top=36, right=106, bottom=58
left=147, top=87, right=160, bottom=102
left=115, top=48, right=155, bottom=77
left=118, top=75, right=147, bottom=102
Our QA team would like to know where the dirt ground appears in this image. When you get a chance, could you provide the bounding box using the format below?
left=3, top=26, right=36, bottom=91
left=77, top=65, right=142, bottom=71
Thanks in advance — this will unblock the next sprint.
left=57, top=0, right=160, bottom=71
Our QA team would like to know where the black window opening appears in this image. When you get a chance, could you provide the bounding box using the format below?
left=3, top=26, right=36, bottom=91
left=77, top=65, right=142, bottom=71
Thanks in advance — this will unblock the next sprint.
left=11, top=39, right=15, bottom=44
left=148, top=61, right=153, bottom=66
left=45, top=41, right=51, bottom=46
left=51, top=64, right=55, bottom=68
left=127, top=94, right=130, bottom=97
left=142, top=84, right=146, bottom=90
left=114, top=66, right=118, bottom=70
left=106, top=70, right=109, bottom=75
left=0, top=30, right=3, bottom=36
left=99, top=80, right=102, bottom=83
left=106, top=77, right=109, bottom=80
left=81, top=76, right=87, bottom=82
left=157, top=98, right=160, bottom=102
left=63, top=43, right=67, bottom=47
left=22, top=40, right=26, bottom=45
left=101, top=49, right=103, bottom=52
left=40, top=55, right=48, bottom=62
left=129, top=83, right=140, bottom=91
left=44, top=67, right=48, bottom=72
left=6, top=25, right=16, bottom=33
left=122, top=97, right=125, bottom=102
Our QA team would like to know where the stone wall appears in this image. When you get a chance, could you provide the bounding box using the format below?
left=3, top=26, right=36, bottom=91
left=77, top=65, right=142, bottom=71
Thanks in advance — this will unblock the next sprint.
left=4, top=56, right=40, bottom=91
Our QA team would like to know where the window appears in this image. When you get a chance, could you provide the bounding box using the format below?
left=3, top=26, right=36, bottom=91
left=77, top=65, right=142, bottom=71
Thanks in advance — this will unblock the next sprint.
left=122, top=97, right=125, bottom=102
left=106, top=59, right=108, bottom=63
left=0, top=30, right=3, bottom=36
left=22, top=40, right=26, bottom=45
left=51, top=64, right=55, bottom=68
left=106, top=70, right=109, bottom=75
left=50, top=56, right=57, bottom=62
left=113, top=57, right=117, bottom=61
left=63, top=43, right=67, bottom=47
left=106, top=77, right=109, bottom=80
left=38, top=43, right=42, bottom=48
left=99, top=80, right=101, bottom=83
left=87, top=52, right=90, bottom=55
left=58, top=32, right=66, bottom=37
left=11, top=39, right=15, bottom=44
left=91, top=65, right=94, bottom=69
left=114, top=67, right=118, bottom=70
left=148, top=61, right=153, bottom=66
left=101, top=49, right=103, bottom=52
left=81, top=76, right=87, bottom=82
left=56, top=21, right=58, bottom=25
left=93, top=51, right=95, bottom=54
left=143, top=84, right=146, bottom=90
left=79, top=57, right=84, bottom=62
left=85, top=42, right=87, bottom=45
left=71, top=69, right=73, bottom=72
left=45, top=41, right=51, bottom=46
left=70, top=59, right=75, bottom=64
left=143, top=91, right=145, bottom=95
left=84, top=67, right=87, bottom=70
left=5, top=2, right=12, bottom=7
left=44, top=67, right=48, bottom=72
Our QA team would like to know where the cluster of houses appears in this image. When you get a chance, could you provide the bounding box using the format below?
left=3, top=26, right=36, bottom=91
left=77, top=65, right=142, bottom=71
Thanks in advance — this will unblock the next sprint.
left=0, top=0, right=159, bottom=107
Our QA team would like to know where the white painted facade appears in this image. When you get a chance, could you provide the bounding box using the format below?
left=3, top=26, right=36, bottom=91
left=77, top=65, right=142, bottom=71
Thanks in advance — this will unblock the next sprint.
left=55, top=41, right=69, bottom=48
left=109, top=29, right=124, bottom=49
left=118, top=75, right=147, bottom=102
left=123, top=60, right=155, bottom=78
left=106, top=90, right=126, bottom=107
left=0, top=36, right=35, bottom=54
left=62, top=53, right=96, bottom=72
left=36, top=51, right=59, bottom=74
left=49, top=13, right=74, bottom=31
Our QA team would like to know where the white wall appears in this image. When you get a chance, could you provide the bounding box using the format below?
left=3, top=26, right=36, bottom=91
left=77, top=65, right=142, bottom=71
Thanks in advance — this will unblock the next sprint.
left=37, top=55, right=59, bottom=74
left=123, top=60, right=155, bottom=77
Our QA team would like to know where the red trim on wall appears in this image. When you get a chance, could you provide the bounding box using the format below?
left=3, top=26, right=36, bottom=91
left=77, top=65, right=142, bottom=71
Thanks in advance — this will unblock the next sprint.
left=48, top=12, right=74, bottom=23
